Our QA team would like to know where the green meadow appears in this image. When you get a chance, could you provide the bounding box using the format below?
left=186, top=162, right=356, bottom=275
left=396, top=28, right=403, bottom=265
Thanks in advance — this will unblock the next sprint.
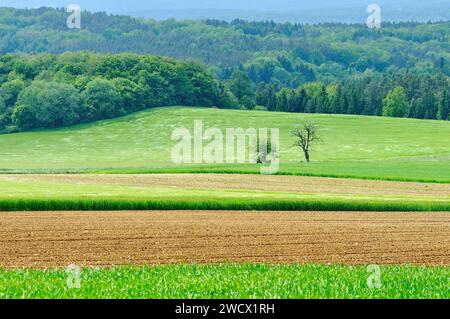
left=0, top=264, right=448, bottom=299
left=1, top=107, right=449, bottom=182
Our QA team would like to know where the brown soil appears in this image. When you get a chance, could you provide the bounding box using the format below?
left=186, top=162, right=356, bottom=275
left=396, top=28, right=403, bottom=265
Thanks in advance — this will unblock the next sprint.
left=1, top=211, right=448, bottom=268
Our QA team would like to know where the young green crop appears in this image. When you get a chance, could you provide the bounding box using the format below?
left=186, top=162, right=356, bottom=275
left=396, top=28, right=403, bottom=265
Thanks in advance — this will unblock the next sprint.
left=0, top=264, right=448, bottom=299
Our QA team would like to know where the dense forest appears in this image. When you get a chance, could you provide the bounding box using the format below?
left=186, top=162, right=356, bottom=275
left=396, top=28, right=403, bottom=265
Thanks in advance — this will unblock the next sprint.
left=0, top=7, right=449, bottom=132
left=0, top=53, right=234, bottom=132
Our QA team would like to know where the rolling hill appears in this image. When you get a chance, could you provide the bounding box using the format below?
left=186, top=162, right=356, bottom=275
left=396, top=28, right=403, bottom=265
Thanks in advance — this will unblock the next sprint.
left=1, top=106, right=449, bottom=182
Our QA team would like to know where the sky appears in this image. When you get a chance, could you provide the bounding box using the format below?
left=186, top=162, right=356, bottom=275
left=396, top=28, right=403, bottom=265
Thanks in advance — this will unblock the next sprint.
left=0, top=0, right=434, bottom=10
left=1, top=0, right=448, bottom=22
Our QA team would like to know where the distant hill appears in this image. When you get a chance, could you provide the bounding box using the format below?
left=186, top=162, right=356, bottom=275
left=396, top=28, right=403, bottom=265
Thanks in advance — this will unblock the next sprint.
left=0, top=8, right=449, bottom=129
left=4, top=0, right=450, bottom=22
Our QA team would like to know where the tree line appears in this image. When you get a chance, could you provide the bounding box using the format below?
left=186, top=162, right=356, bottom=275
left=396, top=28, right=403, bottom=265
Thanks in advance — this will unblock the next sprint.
left=0, top=53, right=235, bottom=132
left=0, top=52, right=448, bottom=134
left=231, top=69, right=449, bottom=120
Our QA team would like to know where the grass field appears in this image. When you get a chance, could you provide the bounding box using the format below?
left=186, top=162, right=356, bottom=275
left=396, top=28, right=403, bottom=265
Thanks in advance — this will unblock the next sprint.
left=0, top=264, right=448, bottom=299
left=0, top=174, right=449, bottom=211
left=1, top=106, right=449, bottom=300
left=1, top=107, right=449, bottom=182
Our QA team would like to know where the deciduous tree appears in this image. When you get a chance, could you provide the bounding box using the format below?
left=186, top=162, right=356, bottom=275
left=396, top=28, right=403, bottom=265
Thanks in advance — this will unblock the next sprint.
left=382, top=87, right=410, bottom=118
left=291, top=122, right=321, bottom=163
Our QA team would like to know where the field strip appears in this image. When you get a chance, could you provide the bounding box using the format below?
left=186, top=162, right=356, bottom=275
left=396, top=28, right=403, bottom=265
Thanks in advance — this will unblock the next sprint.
left=4, top=173, right=450, bottom=197
left=1, top=210, right=449, bottom=268
left=1, top=173, right=449, bottom=211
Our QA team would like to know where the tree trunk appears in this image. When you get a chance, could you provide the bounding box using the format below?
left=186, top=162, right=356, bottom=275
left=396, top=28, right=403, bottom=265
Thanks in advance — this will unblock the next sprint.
left=304, top=150, right=310, bottom=163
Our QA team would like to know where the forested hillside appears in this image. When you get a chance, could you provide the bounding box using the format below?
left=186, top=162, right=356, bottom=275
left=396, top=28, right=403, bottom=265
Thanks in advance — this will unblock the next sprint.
left=0, top=7, right=449, bottom=132
left=0, top=53, right=232, bottom=132
left=2, top=7, right=449, bottom=73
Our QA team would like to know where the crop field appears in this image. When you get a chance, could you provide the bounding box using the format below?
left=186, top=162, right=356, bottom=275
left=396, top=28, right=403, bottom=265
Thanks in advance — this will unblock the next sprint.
left=0, top=264, right=448, bottom=299
left=1, top=4, right=450, bottom=302
left=0, top=107, right=449, bottom=182
left=1, top=208, right=448, bottom=299
left=1, top=108, right=449, bottom=299
left=1, top=210, right=449, bottom=268
left=0, top=174, right=449, bottom=211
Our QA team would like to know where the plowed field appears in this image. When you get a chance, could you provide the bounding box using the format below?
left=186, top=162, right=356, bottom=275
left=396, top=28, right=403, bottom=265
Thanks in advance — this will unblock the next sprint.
left=1, top=211, right=448, bottom=268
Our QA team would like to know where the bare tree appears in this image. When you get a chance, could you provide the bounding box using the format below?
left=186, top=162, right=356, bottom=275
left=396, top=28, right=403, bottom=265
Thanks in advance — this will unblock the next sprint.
left=291, top=122, right=321, bottom=163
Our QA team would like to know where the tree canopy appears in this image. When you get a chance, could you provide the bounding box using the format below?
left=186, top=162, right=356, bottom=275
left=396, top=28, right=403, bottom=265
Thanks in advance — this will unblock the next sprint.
left=382, top=87, right=410, bottom=118
left=0, top=53, right=231, bottom=132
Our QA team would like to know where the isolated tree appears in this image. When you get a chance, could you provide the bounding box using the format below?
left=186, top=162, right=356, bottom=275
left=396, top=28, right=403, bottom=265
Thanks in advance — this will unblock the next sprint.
left=382, top=87, right=410, bottom=118
left=291, top=122, right=321, bottom=163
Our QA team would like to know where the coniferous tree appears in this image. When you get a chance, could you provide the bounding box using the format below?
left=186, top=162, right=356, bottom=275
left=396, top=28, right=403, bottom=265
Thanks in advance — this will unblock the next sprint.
left=437, top=90, right=450, bottom=120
